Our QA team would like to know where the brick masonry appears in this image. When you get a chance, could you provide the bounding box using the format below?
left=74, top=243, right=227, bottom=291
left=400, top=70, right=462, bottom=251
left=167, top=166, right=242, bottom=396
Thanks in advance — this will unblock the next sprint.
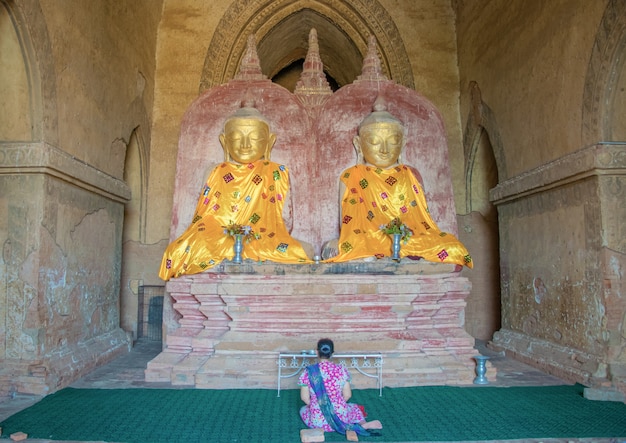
left=145, top=270, right=485, bottom=388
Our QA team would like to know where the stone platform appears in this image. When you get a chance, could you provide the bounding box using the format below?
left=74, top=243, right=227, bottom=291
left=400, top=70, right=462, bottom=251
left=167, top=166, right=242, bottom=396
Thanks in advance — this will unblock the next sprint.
left=145, top=261, right=487, bottom=389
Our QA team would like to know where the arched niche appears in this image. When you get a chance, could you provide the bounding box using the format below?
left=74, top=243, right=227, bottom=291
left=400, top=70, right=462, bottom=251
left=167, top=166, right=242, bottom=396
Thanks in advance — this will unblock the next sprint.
left=461, top=81, right=503, bottom=341
left=463, top=82, right=506, bottom=207
left=258, top=9, right=362, bottom=89
left=122, top=128, right=149, bottom=244
left=200, top=0, right=414, bottom=91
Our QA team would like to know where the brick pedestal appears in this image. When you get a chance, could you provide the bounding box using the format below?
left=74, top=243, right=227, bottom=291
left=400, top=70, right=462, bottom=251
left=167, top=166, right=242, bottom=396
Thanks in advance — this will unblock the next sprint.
left=145, top=262, right=487, bottom=389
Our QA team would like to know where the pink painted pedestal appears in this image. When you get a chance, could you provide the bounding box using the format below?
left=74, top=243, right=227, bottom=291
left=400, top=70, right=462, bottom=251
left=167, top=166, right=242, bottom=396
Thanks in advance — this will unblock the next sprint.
left=145, top=262, right=484, bottom=389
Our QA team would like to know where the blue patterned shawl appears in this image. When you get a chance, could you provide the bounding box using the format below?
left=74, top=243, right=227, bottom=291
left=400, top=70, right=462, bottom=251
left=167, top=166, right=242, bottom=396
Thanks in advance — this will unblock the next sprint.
left=306, top=363, right=370, bottom=436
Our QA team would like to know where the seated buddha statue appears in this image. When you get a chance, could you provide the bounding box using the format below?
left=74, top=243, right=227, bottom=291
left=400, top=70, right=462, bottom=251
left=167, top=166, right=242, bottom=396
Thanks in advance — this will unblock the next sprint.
left=322, top=101, right=473, bottom=268
left=159, top=102, right=312, bottom=281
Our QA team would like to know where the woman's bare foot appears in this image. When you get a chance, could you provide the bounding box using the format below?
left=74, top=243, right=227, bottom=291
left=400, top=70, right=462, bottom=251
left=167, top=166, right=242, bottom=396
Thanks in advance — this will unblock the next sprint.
left=362, top=419, right=382, bottom=429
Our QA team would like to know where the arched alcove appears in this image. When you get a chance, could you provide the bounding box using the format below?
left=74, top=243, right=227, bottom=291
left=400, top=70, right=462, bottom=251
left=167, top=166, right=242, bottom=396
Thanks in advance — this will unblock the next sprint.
left=122, top=128, right=148, bottom=244
left=469, top=131, right=499, bottom=222
left=200, top=0, right=414, bottom=91
left=258, top=8, right=363, bottom=89
left=461, top=81, right=503, bottom=340
left=120, top=126, right=151, bottom=340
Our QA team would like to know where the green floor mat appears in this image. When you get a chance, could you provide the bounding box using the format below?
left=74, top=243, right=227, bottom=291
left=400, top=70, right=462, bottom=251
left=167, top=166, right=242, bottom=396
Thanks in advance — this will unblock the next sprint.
left=1, top=384, right=625, bottom=442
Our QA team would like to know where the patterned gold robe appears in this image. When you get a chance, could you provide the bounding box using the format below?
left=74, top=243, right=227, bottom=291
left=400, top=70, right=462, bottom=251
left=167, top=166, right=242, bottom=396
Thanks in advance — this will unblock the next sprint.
left=326, top=164, right=473, bottom=268
left=159, top=160, right=311, bottom=280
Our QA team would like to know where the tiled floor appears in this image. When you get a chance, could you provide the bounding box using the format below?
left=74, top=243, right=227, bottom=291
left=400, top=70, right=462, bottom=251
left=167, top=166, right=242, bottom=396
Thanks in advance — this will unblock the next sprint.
left=0, top=340, right=619, bottom=443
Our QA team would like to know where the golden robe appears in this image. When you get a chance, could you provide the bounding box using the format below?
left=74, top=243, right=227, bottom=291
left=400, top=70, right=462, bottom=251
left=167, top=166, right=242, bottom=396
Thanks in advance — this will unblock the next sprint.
left=326, top=164, right=473, bottom=268
left=159, top=160, right=311, bottom=280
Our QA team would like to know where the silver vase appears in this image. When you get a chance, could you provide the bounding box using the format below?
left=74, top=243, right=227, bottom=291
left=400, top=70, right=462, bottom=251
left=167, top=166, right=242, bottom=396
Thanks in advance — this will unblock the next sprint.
left=391, top=233, right=402, bottom=261
left=232, top=234, right=244, bottom=264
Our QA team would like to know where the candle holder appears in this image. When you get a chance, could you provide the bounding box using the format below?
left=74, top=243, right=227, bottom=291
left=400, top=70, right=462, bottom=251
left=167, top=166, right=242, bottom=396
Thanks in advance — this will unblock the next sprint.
left=473, top=355, right=490, bottom=385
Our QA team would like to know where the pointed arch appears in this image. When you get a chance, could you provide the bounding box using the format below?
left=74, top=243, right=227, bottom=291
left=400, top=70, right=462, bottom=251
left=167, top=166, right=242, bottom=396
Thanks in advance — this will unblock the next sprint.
left=463, top=81, right=507, bottom=213
left=461, top=81, right=503, bottom=341
left=123, top=127, right=149, bottom=244
left=581, top=0, right=626, bottom=144
left=200, top=0, right=414, bottom=91
left=0, top=2, right=32, bottom=141
left=0, top=0, right=58, bottom=145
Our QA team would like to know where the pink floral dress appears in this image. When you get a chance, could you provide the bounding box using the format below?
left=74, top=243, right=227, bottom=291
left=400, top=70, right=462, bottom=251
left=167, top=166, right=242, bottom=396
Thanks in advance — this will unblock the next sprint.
left=298, top=360, right=366, bottom=431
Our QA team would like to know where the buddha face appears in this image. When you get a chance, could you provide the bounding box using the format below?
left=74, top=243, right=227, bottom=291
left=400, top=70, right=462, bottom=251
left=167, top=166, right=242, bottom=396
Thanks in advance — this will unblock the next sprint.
left=355, top=122, right=405, bottom=168
left=219, top=117, right=276, bottom=163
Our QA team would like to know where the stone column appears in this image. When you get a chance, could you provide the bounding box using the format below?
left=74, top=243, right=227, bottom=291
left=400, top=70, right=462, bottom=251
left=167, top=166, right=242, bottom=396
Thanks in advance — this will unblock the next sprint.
left=0, top=142, right=130, bottom=395
left=491, top=143, right=626, bottom=399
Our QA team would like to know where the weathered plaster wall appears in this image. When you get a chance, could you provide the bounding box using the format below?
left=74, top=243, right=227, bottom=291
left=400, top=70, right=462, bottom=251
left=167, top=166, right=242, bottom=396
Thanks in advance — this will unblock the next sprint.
left=147, top=1, right=228, bottom=245
left=38, top=0, right=161, bottom=177
left=458, top=211, right=500, bottom=340
left=456, top=0, right=626, bottom=395
left=455, top=0, right=607, bottom=179
left=489, top=145, right=626, bottom=393
left=0, top=3, right=31, bottom=141
left=0, top=0, right=162, bottom=395
left=501, top=180, right=602, bottom=352
left=0, top=143, right=131, bottom=395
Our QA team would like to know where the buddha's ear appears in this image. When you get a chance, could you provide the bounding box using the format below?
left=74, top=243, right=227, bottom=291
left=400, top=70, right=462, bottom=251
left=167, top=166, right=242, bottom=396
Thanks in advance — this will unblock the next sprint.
left=398, top=133, right=407, bottom=164
left=265, top=132, right=277, bottom=160
left=219, top=133, right=231, bottom=162
left=353, top=135, right=364, bottom=164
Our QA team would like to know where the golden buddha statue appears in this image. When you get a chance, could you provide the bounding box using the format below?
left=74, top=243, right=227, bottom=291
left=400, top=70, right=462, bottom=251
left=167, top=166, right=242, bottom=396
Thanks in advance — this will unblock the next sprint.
left=159, top=103, right=312, bottom=281
left=322, top=101, right=473, bottom=268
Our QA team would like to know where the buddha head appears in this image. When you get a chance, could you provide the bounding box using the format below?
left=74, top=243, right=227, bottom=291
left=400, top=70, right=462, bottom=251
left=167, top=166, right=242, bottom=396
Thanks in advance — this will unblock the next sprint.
left=219, top=101, right=277, bottom=163
left=353, top=98, right=406, bottom=168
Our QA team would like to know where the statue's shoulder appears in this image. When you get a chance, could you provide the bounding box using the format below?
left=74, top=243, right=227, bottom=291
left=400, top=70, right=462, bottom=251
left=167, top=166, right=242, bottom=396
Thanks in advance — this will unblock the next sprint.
left=401, top=164, right=424, bottom=188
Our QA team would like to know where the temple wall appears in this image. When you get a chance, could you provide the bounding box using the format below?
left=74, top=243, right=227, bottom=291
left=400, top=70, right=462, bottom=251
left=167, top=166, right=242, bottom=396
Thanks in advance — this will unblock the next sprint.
left=455, top=0, right=607, bottom=179
left=490, top=144, right=626, bottom=393
left=36, top=0, right=161, bottom=178
left=456, top=0, right=626, bottom=395
left=0, top=0, right=161, bottom=395
left=0, top=143, right=130, bottom=395
left=2, top=0, right=624, bottom=397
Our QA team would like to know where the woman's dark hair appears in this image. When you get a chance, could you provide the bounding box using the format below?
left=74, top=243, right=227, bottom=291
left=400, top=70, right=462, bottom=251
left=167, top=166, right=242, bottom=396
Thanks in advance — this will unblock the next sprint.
left=317, top=338, right=334, bottom=359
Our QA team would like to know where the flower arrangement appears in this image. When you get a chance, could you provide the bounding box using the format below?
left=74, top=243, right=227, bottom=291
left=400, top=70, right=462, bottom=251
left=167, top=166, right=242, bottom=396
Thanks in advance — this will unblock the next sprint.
left=222, top=221, right=261, bottom=243
left=380, top=217, right=413, bottom=244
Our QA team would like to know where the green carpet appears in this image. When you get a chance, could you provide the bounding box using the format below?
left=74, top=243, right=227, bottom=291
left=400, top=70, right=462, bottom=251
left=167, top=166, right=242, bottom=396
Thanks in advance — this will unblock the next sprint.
left=1, top=385, right=625, bottom=442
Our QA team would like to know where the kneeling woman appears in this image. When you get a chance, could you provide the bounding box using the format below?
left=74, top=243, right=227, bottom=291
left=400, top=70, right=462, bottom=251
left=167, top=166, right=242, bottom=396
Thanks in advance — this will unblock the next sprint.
left=298, top=338, right=383, bottom=436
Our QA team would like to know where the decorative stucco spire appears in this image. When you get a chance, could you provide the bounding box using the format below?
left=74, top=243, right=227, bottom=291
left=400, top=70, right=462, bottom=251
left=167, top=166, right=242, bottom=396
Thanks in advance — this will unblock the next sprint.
left=294, top=28, right=332, bottom=108
left=235, top=34, right=266, bottom=80
left=356, top=35, right=388, bottom=82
